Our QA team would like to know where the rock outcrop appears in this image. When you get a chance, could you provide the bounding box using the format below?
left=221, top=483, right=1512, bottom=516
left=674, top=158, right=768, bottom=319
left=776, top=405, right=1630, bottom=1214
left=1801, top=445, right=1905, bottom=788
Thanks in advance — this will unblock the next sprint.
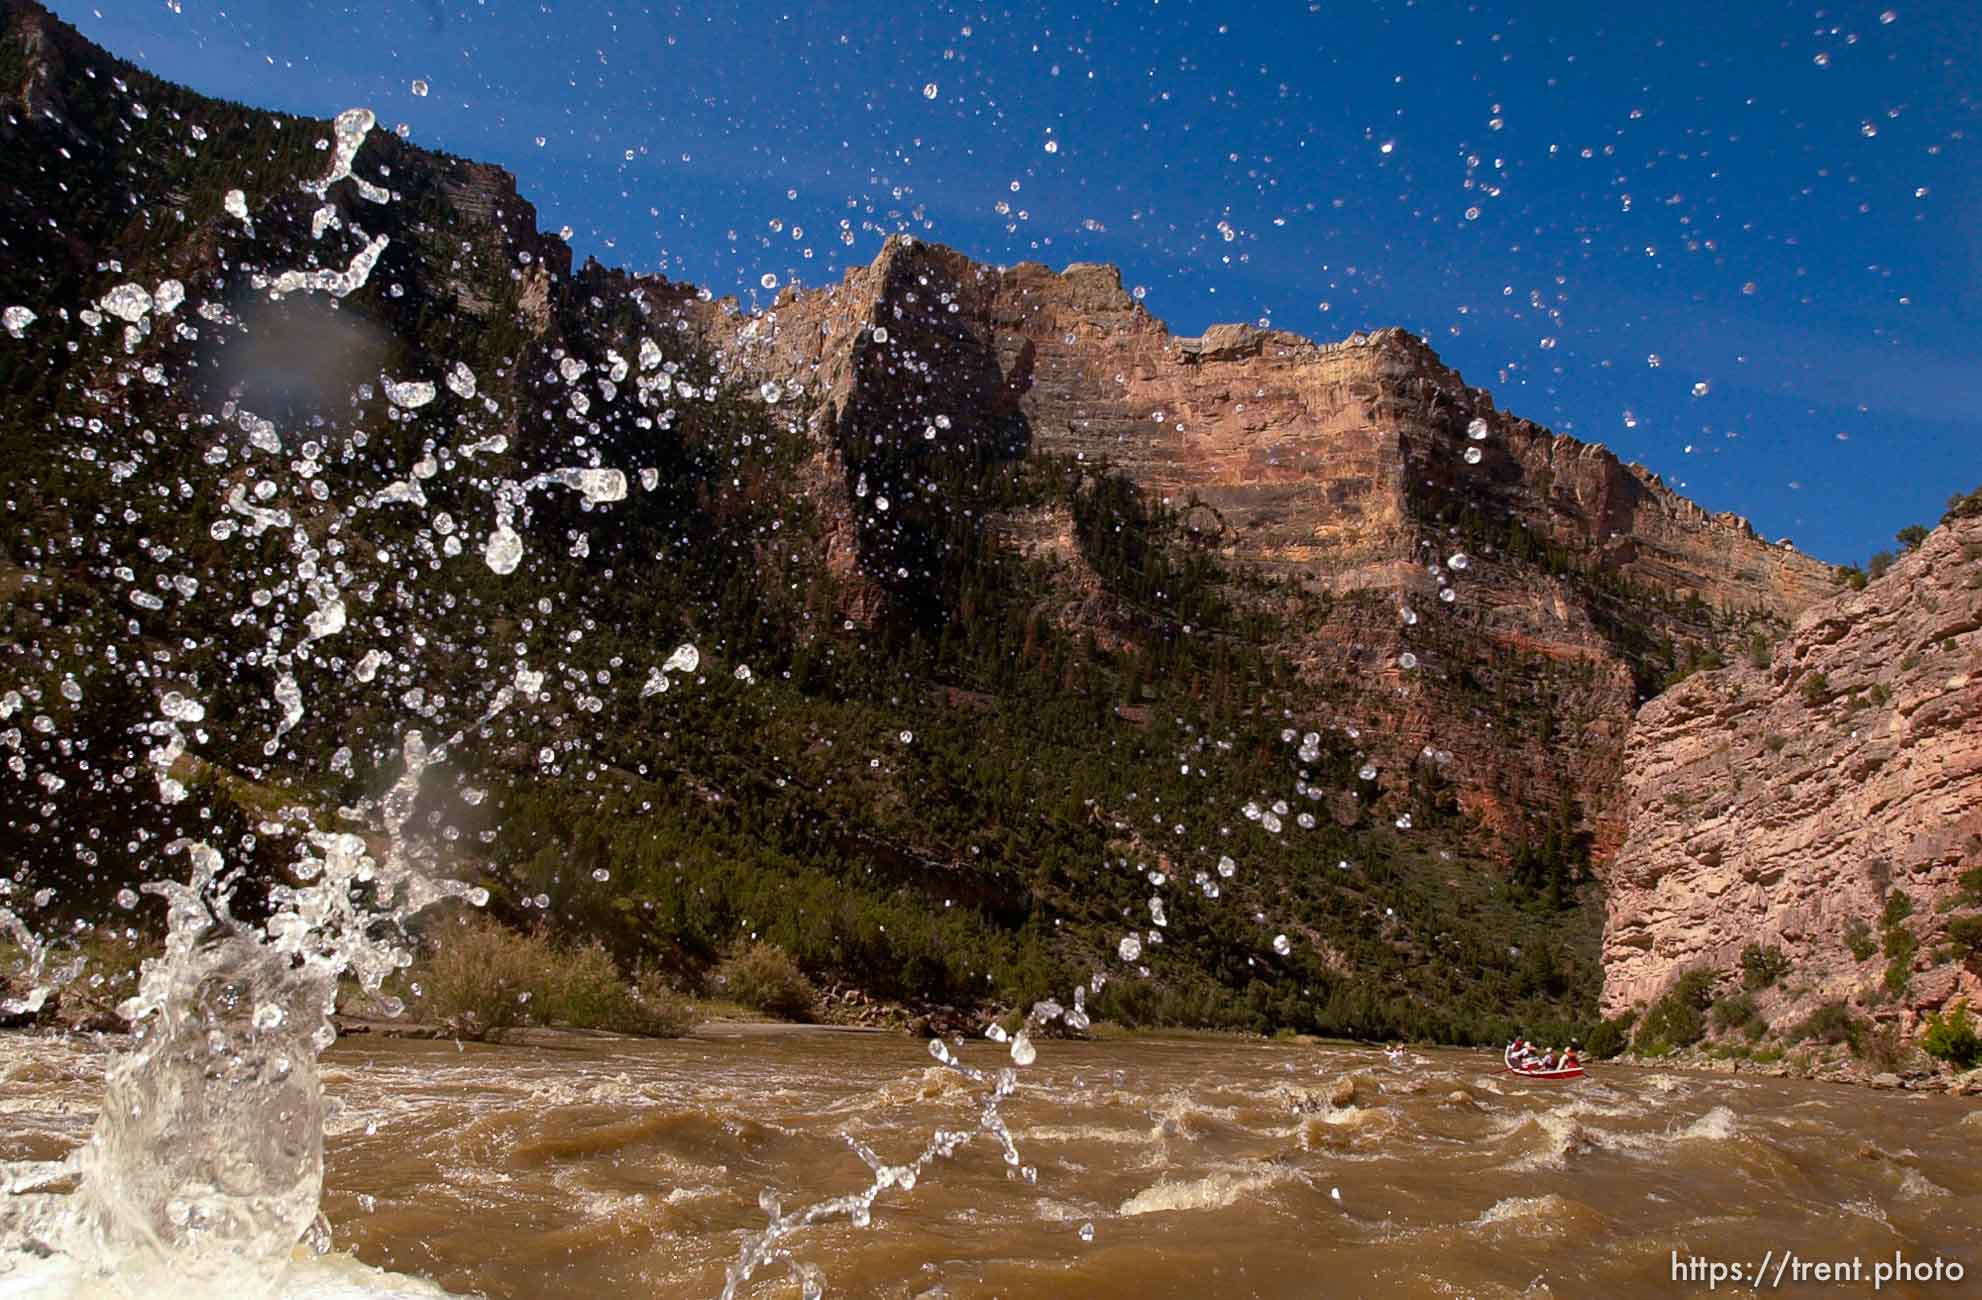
left=699, top=236, right=1837, bottom=850
left=1602, top=510, right=1982, bottom=1029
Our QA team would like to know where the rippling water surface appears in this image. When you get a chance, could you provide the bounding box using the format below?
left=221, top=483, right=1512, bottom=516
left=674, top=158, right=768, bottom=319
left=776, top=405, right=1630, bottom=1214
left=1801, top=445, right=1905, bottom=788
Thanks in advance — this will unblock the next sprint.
left=3, top=1029, right=1977, bottom=1298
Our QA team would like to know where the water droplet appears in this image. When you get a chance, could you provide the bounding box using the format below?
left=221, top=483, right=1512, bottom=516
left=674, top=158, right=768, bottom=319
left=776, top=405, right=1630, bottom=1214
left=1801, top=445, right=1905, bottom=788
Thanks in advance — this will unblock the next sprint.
left=1009, top=1030, right=1037, bottom=1066
left=383, top=377, right=435, bottom=409
left=1117, top=935, right=1143, bottom=962
left=1078, top=1221, right=1095, bottom=1243
left=484, top=524, right=523, bottom=575
left=1273, top=934, right=1292, bottom=956
left=922, top=82, right=939, bottom=99
left=410, top=79, right=430, bottom=97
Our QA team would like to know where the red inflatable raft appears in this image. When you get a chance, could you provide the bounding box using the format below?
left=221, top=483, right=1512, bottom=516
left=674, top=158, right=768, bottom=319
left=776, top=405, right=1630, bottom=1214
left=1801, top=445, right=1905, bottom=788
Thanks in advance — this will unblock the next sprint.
left=1504, top=1044, right=1585, bottom=1079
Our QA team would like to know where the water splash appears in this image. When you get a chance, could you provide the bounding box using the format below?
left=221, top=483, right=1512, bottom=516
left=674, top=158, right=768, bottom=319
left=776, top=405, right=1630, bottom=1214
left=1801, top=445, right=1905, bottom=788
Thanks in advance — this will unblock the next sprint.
left=718, top=995, right=1073, bottom=1299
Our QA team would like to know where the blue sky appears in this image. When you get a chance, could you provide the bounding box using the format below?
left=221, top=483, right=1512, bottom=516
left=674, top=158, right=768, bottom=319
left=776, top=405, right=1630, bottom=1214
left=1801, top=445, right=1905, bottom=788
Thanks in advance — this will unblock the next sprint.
left=56, top=0, right=1980, bottom=564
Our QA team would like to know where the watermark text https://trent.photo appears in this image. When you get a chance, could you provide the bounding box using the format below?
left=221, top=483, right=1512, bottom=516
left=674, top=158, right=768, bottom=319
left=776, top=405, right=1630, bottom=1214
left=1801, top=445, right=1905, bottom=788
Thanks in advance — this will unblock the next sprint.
left=1672, top=1249, right=1966, bottom=1291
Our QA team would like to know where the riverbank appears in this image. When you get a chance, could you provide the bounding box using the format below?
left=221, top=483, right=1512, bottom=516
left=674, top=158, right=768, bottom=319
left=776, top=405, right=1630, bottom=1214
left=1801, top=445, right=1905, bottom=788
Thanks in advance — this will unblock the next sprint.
left=1597, top=1042, right=1982, bottom=1096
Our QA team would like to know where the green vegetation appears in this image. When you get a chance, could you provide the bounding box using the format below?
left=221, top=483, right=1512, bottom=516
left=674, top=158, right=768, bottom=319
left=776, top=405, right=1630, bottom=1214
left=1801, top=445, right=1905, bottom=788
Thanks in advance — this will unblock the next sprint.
left=1710, top=992, right=1766, bottom=1040
left=1944, top=484, right=1982, bottom=525
left=1790, top=1002, right=1865, bottom=1052
left=1505, top=802, right=1592, bottom=912
left=711, top=942, right=818, bottom=1020
left=1844, top=917, right=1878, bottom=962
left=1660, top=643, right=1726, bottom=690
left=1633, top=969, right=1715, bottom=1054
left=1883, top=928, right=1919, bottom=996
left=1875, top=891, right=1919, bottom=994
left=1583, top=1012, right=1633, bottom=1060
left=1740, top=943, right=1791, bottom=990
left=1860, top=1021, right=1905, bottom=1072
left=1947, top=915, right=1982, bottom=961
left=410, top=916, right=698, bottom=1040
left=1919, top=1000, right=1981, bottom=1069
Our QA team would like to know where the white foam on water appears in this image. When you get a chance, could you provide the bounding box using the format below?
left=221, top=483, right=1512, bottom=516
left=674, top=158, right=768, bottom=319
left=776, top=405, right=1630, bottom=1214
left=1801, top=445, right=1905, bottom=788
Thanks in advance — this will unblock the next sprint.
left=1894, top=1168, right=1946, bottom=1199
left=1472, top=1193, right=1571, bottom=1227
left=1118, top=1165, right=1297, bottom=1217
left=1676, top=1105, right=1738, bottom=1142
left=0, top=1249, right=456, bottom=1299
left=1503, top=1111, right=1603, bottom=1172
left=1019, top=1124, right=1148, bottom=1146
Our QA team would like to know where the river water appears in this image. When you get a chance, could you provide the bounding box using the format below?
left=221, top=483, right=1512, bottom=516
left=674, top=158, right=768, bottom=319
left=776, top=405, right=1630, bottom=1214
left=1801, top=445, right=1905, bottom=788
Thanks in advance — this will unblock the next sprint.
left=2, top=1027, right=1976, bottom=1299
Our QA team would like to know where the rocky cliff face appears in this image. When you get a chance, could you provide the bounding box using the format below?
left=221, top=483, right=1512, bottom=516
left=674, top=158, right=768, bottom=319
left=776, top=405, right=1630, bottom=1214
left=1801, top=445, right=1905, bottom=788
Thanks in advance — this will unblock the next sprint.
left=699, top=236, right=1836, bottom=851
left=1603, top=510, right=1982, bottom=1030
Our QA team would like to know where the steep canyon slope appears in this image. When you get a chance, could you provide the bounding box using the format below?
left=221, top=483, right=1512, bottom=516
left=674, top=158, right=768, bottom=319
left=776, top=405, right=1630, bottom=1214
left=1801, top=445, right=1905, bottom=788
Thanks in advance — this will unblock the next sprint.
left=693, top=235, right=1834, bottom=852
left=1603, top=505, right=1982, bottom=1033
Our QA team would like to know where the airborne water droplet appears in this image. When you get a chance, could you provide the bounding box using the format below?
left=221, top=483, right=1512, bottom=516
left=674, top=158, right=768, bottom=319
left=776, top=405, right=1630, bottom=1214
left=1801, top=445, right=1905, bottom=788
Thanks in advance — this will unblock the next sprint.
left=484, top=524, right=523, bottom=575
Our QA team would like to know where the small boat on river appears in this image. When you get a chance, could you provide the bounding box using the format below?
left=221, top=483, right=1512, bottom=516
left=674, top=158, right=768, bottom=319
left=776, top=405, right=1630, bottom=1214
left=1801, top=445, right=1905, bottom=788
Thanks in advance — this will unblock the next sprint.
left=1504, top=1043, right=1585, bottom=1080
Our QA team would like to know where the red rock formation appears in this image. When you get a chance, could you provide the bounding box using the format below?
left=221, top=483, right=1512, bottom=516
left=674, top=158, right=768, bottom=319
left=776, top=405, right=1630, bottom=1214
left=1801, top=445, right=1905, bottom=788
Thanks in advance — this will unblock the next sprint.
left=1602, top=511, right=1982, bottom=1032
left=700, top=236, right=1837, bottom=851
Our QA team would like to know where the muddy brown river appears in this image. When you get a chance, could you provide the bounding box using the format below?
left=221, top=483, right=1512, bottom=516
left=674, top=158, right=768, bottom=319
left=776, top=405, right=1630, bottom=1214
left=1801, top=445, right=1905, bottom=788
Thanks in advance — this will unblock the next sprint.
left=3, top=1027, right=1977, bottom=1298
